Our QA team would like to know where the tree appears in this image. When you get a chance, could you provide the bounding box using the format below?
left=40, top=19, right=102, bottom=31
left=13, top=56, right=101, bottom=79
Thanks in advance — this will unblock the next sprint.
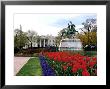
left=78, top=32, right=97, bottom=46
left=82, top=18, right=97, bottom=32
left=14, top=29, right=28, bottom=53
left=77, top=18, right=97, bottom=47
left=26, top=30, right=38, bottom=48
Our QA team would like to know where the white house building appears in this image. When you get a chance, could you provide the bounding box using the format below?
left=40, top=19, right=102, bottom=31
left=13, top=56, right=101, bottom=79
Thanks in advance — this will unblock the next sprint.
left=37, top=35, right=56, bottom=47
left=24, top=35, right=56, bottom=49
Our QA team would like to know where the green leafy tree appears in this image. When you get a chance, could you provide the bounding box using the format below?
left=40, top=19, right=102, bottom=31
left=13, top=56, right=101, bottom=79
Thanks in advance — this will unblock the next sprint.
left=77, top=18, right=97, bottom=46
left=55, top=33, right=62, bottom=47
left=14, top=29, right=28, bottom=53
left=78, top=32, right=97, bottom=46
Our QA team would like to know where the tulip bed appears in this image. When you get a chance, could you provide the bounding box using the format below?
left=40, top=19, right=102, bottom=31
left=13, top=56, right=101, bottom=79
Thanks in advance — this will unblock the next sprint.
left=40, top=52, right=97, bottom=76
left=39, top=55, right=56, bottom=76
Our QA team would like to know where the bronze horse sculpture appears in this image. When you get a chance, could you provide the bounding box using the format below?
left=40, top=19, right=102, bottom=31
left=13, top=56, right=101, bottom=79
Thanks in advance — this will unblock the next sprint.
left=61, top=21, right=78, bottom=38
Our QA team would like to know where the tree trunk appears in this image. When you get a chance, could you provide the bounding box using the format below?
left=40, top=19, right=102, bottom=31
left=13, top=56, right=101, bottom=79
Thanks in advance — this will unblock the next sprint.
left=31, top=42, right=32, bottom=49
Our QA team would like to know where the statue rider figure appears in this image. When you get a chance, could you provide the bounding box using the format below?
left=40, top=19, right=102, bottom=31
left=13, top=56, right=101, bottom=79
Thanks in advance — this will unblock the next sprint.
left=67, top=21, right=78, bottom=38
left=61, top=21, right=78, bottom=39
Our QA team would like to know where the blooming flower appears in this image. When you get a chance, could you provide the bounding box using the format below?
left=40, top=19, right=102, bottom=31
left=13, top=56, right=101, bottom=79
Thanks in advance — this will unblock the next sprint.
left=89, top=61, right=96, bottom=68
left=42, top=52, right=97, bottom=76
left=63, top=65, right=67, bottom=71
left=82, top=70, right=90, bottom=76
left=72, top=67, right=78, bottom=73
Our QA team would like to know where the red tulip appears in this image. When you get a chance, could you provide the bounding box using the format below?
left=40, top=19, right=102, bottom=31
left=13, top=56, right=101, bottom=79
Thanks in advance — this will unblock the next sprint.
left=89, top=61, right=96, bottom=68
left=43, top=51, right=97, bottom=76
left=72, top=67, right=78, bottom=73
left=82, top=70, right=90, bottom=76
left=63, top=65, right=67, bottom=71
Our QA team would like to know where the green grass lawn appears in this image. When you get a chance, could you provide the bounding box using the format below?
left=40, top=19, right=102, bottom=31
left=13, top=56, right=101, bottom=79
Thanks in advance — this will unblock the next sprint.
left=83, top=51, right=97, bottom=57
left=69, top=51, right=97, bottom=57
left=16, top=57, right=42, bottom=76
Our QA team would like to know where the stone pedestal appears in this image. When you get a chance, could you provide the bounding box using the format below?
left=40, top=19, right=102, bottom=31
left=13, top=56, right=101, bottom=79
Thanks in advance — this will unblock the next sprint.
left=59, top=38, right=83, bottom=51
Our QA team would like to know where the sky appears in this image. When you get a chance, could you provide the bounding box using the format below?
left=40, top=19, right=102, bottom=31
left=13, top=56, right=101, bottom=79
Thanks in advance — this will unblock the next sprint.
left=14, top=13, right=96, bottom=36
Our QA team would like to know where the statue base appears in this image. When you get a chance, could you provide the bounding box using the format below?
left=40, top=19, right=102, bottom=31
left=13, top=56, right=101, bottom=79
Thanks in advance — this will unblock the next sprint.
left=59, top=38, right=83, bottom=51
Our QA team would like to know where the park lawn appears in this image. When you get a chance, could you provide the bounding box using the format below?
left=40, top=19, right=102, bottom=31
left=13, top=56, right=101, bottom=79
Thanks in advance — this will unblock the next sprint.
left=84, top=51, right=97, bottom=57
left=16, top=57, right=42, bottom=76
left=69, top=51, right=97, bottom=57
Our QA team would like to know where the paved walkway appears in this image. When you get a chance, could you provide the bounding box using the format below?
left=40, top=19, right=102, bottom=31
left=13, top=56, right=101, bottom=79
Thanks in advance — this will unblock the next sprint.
left=14, top=57, right=31, bottom=75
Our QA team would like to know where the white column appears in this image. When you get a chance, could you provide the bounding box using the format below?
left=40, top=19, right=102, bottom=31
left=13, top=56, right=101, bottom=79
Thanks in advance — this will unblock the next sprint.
left=44, top=39, right=45, bottom=47
left=36, top=40, right=38, bottom=47
left=47, top=39, right=48, bottom=46
left=36, top=43, right=38, bottom=47
left=40, top=39, right=41, bottom=47
left=48, top=39, right=49, bottom=46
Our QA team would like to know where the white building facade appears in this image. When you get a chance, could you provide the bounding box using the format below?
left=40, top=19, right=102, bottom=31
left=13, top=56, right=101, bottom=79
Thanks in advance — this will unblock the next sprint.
left=24, top=35, right=56, bottom=49
left=37, top=35, right=56, bottom=47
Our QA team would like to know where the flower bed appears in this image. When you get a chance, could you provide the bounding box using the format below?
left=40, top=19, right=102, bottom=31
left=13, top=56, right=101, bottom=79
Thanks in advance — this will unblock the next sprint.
left=43, top=52, right=97, bottom=76
left=39, top=55, right=56, bottom=76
